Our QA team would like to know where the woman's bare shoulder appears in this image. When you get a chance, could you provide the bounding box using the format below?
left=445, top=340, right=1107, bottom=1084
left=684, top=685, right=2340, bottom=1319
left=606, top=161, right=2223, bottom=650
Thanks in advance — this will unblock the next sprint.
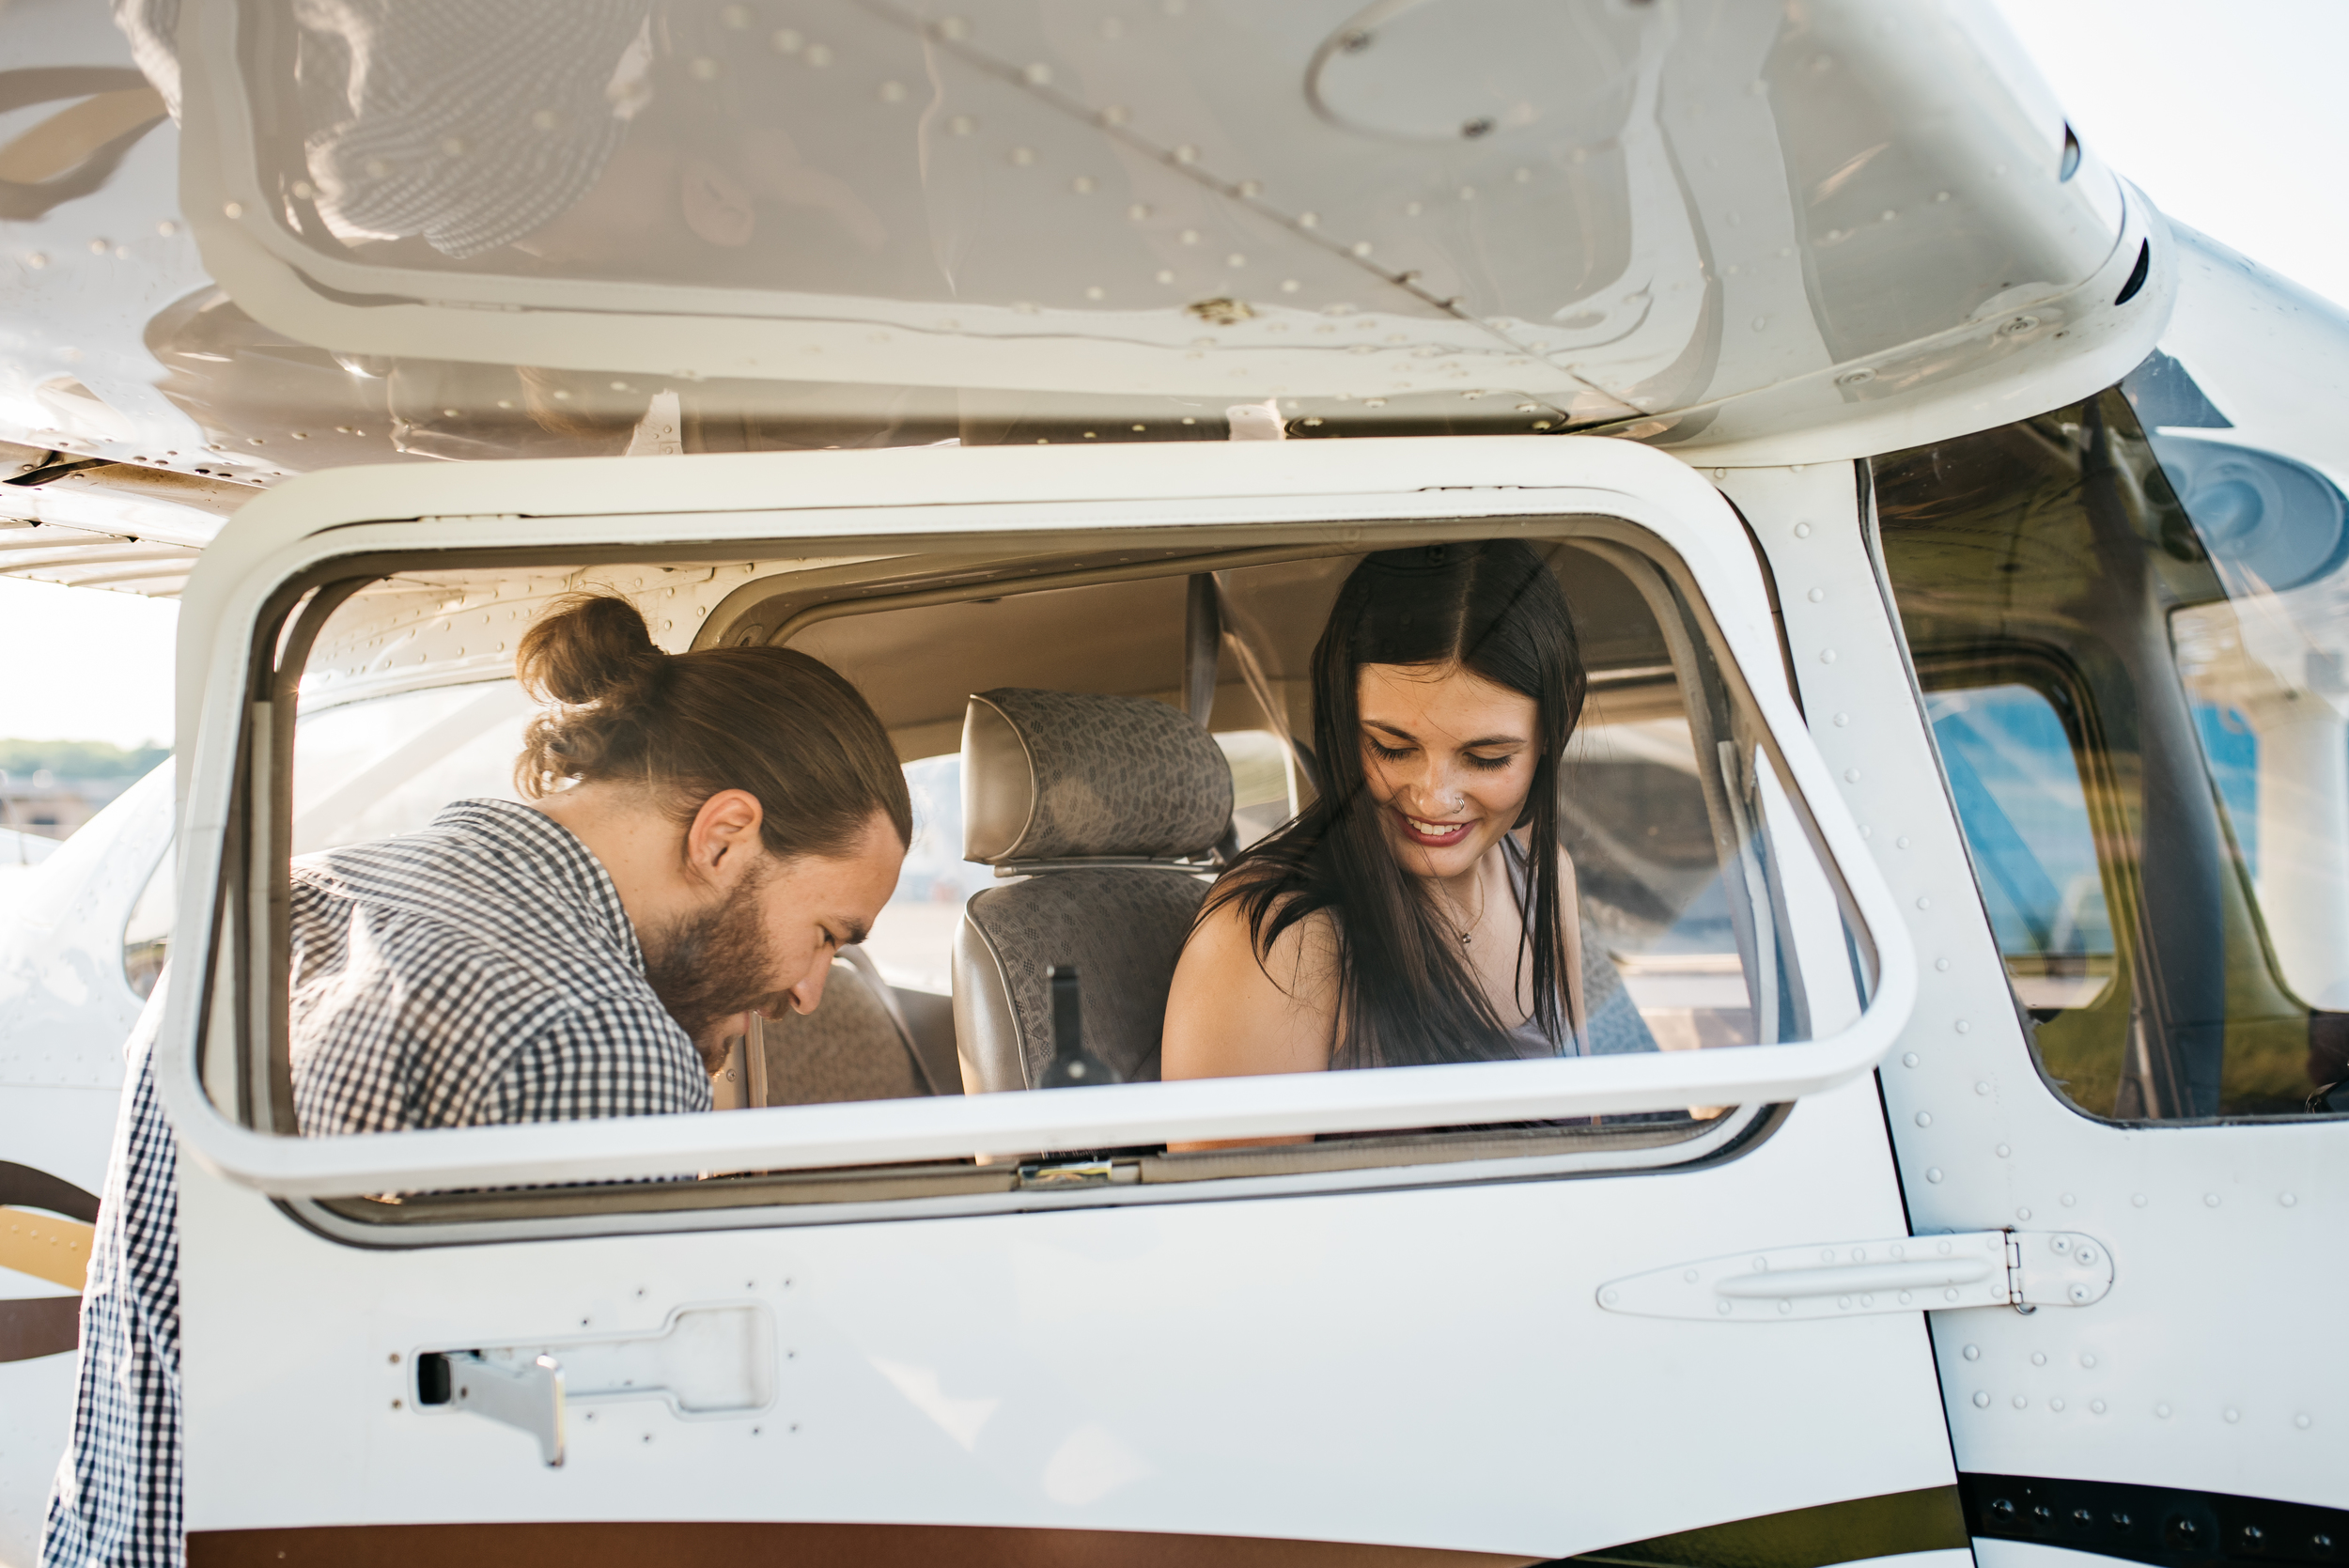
left=1162, top=888, right=1340, bottom=1079
left=1188, top=884, right=1338, bottom=990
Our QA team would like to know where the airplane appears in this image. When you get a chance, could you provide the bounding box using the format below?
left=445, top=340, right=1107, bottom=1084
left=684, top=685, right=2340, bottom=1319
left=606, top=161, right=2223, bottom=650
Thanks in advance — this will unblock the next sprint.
left=1, top=0, right=2343, bottom=1563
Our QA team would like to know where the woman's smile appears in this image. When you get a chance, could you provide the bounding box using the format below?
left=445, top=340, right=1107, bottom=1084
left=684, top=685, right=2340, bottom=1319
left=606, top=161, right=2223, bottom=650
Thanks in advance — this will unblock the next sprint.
left=1355, top=660, right=1540, bottom=883
left=1395, top=809, right=1476, bottom=846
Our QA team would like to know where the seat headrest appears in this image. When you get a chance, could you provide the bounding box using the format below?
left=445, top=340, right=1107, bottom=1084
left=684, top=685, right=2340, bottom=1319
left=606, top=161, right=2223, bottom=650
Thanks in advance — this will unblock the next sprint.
left=961, top=689, right=1233, bottom=864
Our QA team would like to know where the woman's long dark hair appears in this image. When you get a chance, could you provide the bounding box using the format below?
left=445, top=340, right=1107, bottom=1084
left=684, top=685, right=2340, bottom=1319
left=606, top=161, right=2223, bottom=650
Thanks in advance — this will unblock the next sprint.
left=1202, top=541, right=1587, bottom=1068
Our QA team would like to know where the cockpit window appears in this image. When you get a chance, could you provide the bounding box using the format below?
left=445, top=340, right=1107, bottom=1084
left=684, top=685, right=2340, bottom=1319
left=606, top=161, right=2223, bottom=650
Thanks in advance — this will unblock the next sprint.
left=1925, top=685, right=2116, bottom=1008
left=1876, top=376, right=2344, bottom=1121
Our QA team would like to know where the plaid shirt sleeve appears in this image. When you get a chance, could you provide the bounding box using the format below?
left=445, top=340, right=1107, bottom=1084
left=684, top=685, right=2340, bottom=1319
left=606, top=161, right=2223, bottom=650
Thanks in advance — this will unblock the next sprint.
left=42, top=985, right=182, bottom=1568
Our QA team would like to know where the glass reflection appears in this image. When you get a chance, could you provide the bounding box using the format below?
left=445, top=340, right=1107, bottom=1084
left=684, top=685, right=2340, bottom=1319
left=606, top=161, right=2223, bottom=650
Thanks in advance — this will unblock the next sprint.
left=1877, top=379, right=2342, bottom=1120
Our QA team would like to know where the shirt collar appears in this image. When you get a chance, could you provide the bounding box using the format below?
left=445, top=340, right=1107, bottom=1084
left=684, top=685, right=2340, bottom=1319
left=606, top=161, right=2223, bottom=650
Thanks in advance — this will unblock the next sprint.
left=428, top=798, right=645, bottom=972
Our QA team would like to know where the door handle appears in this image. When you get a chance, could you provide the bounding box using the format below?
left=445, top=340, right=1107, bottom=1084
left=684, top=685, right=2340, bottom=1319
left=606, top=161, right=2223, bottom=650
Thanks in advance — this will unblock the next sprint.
left=414, top=1302, right=773, bottom=1466
left=433, top=1352, right=566, bottom=1467
left=1597, top=1230, right=2113, bottom=1321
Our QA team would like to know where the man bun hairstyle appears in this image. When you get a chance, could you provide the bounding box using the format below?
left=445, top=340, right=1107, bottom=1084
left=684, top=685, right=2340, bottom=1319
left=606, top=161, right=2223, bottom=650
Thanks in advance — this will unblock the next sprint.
left=515, top=592, right=912, bottom=861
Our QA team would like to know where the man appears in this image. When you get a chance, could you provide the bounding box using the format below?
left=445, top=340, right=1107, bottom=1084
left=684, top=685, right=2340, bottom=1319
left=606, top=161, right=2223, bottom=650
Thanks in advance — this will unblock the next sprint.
left=44, top=593, right=909, bottom=1565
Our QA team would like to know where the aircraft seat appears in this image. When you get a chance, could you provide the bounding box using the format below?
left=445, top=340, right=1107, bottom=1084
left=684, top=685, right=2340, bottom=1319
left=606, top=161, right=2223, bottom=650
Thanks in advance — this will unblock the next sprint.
left=950, top=689, right=1233, bottom=1093
left=759, top=945, right=940, bottom=1104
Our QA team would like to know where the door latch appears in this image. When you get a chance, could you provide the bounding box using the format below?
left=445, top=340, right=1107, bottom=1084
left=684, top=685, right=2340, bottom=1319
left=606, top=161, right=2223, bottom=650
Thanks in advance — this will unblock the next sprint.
left=413, top=1303, right=774, bottom=1466
left=1596, top=1229, right=2113, bottom=1322
left=422, top=1351, right=566, bottom=1467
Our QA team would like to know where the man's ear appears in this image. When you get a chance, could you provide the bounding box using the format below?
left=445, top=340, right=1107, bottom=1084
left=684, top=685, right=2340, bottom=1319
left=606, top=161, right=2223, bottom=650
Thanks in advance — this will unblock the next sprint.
left=680, top=158, right=755, bottom=247
left=684, top=789, right=766, bottom=885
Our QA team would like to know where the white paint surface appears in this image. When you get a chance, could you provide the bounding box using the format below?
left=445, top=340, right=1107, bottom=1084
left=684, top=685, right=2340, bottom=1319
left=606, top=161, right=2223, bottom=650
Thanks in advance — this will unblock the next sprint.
left=179, top=1078, right=1957, bottom=1554
left=1728, top=461, right=2349, bottom=1515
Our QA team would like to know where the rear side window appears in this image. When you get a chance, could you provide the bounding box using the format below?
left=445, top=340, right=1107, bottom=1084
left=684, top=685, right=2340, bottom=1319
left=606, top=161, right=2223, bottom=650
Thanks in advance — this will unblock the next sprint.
left=1926, top=685, right=2115, bottom=1007
left=1921, top=684, right=2123, bottom=1107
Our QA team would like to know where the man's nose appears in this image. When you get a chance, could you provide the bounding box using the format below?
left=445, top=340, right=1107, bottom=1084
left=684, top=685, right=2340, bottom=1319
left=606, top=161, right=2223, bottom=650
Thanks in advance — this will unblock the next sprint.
left=783, top=956, right=833, bottom=1017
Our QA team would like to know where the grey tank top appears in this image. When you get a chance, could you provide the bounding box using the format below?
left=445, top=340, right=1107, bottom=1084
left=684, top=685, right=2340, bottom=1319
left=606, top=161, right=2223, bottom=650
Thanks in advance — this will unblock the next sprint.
left=1498, top=838, right=1661, bottom=1061
left=1500, top=836, right=1578, bottom=1060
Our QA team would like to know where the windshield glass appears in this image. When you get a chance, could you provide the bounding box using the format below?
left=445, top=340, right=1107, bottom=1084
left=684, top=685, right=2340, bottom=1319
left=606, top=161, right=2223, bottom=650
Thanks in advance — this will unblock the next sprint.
left=1875, top=242, right=2349, bottom=1120
left=2139, top=226, right=2349, bottom=1030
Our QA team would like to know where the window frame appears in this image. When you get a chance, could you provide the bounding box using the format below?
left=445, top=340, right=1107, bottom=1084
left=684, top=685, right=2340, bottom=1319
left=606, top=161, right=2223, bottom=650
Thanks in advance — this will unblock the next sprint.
left=156, top=439, right=1917, bottom=1212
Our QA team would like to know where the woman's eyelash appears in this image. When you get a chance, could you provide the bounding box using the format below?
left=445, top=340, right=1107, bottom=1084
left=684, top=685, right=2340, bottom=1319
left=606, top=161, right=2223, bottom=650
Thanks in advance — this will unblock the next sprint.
left=1365, top=738, right=1517, bottom=770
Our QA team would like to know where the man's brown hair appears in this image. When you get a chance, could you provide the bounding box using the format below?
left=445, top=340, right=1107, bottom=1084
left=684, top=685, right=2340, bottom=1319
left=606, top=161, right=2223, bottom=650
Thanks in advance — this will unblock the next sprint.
left=514, top=592, right=910, bottom=859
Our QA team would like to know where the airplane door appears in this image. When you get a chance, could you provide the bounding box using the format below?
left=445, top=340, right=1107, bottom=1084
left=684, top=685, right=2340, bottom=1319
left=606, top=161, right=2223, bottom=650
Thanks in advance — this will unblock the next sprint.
left=159, top=438, right=1983, bottom=1565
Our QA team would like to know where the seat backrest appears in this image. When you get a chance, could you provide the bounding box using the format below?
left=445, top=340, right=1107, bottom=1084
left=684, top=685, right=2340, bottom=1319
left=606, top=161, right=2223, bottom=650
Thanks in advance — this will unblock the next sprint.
left=950, top=689, right=1233, bottom=1093
left=759, top=946, right=938, bottom=1105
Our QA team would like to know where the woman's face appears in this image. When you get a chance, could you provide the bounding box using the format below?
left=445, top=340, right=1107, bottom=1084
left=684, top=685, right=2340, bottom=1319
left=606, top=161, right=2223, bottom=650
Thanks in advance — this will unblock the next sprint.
left=1356, top=660, right=1540, bottom=883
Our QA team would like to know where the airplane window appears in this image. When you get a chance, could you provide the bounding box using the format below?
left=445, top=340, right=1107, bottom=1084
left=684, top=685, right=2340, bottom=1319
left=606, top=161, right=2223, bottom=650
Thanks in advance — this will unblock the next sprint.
left=1562, top=712, right=1758, bottom=1050
left=262, top=534, right=1868, bottom=1222
left=289, top=682, right=536, bottom=855
left=1924, top=686, right=2116, bottom=1013
left=109, top=685, right=533, bottom=1008
left=778, top=541, right=1845, bottom=1111
left=862, top=753, right=972, bottom=998
left=1217, top=730, right=1295, bottom=848
left=1920, top=684, right=2122, bottom=1106
left=1876, top=379, right=2339, bottom=1120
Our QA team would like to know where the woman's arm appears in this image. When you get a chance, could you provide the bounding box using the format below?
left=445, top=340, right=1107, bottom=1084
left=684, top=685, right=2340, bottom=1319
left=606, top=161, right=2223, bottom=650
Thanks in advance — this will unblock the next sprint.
left=1159, top=894, right=1339, bottom=1148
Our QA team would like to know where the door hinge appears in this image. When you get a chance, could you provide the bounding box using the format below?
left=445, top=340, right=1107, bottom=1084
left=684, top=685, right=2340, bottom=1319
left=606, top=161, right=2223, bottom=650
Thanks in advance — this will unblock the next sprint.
left=1596, top=1229, right=2113, bottom=1323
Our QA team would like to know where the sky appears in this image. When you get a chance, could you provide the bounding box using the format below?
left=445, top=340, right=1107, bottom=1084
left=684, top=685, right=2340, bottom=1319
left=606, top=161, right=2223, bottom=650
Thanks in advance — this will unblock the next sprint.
left=1992, top=0, right=2349, bottom=312
left=2, top=2, right=2345, bottom=751
left=0, top=576, right=178, bottom=750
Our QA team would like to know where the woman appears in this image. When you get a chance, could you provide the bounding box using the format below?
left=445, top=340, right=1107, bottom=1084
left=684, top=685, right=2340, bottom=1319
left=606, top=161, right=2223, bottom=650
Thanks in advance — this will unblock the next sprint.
left=1163, top=540, right=1633, bottom=1091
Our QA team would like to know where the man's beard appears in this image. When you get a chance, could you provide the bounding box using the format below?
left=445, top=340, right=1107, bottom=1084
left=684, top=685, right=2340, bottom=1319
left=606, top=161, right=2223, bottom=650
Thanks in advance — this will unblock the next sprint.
left=640, top=871, right=788, bottom=1058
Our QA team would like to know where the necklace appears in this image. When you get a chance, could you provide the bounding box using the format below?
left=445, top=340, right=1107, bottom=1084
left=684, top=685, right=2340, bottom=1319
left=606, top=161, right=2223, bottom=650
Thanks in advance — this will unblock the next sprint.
left=1443, top=877, right=1487, bottom=947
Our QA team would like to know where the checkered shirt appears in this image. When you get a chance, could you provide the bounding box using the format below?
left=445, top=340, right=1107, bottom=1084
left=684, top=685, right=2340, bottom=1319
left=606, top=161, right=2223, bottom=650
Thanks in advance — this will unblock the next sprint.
left=288, top=800, right=711, bottom=1132
left=41, top=986, right=180, bottom=1568
left=44, top=800, right=709, bottom=1565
